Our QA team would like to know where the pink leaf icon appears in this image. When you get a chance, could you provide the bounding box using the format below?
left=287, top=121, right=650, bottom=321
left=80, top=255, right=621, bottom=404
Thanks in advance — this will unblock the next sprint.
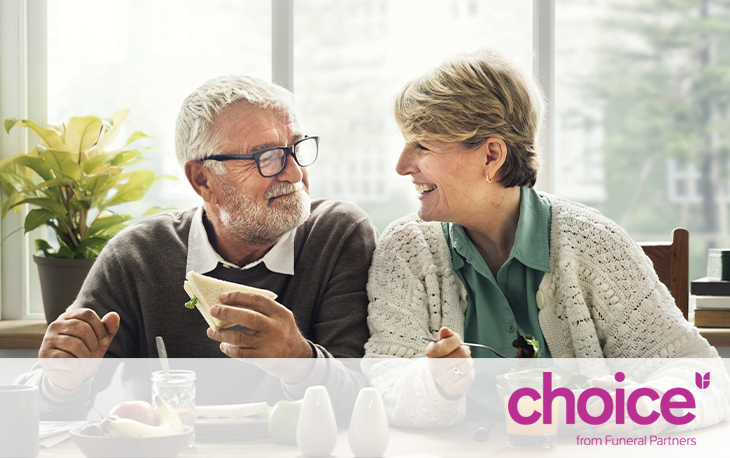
left=695, top=372, right=710, bottom=389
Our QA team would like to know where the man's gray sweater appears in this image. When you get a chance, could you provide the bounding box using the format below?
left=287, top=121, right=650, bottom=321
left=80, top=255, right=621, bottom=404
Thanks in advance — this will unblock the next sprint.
left=22, top=199, right=377, bottom=416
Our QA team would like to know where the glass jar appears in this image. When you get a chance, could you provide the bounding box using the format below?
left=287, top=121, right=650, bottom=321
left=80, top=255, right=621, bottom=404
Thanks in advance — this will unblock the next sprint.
left=151, top=370, right=196, bottom=447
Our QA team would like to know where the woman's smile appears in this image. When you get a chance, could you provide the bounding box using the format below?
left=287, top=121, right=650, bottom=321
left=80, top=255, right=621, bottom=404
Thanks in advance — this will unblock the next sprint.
left=415, top=183, right=438, bottom=197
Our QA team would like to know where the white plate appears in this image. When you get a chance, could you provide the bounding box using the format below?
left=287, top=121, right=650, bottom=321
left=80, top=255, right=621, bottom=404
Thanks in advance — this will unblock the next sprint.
left=194, top=417, right=269, bottom=438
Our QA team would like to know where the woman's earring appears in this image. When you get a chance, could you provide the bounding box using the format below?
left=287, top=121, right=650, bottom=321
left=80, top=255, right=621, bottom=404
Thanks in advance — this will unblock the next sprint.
left=486, top=174, right=493, bottom=184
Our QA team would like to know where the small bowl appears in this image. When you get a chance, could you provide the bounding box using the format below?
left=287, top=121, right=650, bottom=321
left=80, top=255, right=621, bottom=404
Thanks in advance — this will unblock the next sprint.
left=69, top=425, right=193, bottom=458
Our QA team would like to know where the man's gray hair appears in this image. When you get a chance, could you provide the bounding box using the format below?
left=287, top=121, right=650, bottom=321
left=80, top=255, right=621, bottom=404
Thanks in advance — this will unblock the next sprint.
left=175, top=75, right=294, bottom=172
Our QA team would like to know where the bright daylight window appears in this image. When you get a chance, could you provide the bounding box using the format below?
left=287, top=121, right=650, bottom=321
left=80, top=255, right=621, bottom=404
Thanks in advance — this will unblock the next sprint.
left=39, top=0, right=730, bottom=313
left=35, top=0, right=532, bottom=317
left=554, top=0, right=730, bottom=281
left=40, top=0, right=271, bottom=315
left=48, top=0, right=533, bottom=248
left=294, top=0, right=533, bottom=230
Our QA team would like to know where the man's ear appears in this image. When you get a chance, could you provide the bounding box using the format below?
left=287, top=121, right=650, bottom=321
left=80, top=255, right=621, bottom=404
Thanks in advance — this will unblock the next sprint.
left=482, top=137, right=508, bottom=180
left=185, top=160, right=219, bottom=204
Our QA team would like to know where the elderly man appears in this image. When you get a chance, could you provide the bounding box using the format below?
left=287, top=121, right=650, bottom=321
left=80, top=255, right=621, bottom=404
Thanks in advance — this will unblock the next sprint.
left=21, top=75, right=377, bottom=414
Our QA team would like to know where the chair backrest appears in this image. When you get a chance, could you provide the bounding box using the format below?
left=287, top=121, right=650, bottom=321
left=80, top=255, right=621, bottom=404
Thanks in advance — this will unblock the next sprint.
left=639, top=228, right=689, bottom=320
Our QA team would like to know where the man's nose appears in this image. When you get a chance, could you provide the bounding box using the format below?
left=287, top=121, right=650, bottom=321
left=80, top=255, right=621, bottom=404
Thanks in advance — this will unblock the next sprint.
left=276, top=151, right=304, bottom=183
left=395, top=146, right=417, bottom=176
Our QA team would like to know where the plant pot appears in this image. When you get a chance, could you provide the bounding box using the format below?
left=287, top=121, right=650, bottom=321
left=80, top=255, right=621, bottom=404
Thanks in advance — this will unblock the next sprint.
left=33, top=255, right=96, bottom=324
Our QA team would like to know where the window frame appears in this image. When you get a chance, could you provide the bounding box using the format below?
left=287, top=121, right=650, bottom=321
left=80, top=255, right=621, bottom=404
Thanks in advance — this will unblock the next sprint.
left=0, top=0, right=555, bottom=319
left=0, top=0, right=46, bottom=320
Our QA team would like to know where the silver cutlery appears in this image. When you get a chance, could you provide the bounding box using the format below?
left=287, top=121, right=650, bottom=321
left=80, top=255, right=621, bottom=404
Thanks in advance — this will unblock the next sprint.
left=420, top=336, right=508, bottom=358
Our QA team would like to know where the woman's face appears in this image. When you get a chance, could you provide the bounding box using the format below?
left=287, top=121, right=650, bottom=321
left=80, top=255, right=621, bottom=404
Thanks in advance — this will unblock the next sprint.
left=396, top=139, right=487, bottom=223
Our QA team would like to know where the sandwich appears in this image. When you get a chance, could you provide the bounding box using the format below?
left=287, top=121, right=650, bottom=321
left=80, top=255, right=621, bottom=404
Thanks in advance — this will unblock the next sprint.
left=195, top=402, right=270, bottom=420
left=183, top=271, right=277, bottom=331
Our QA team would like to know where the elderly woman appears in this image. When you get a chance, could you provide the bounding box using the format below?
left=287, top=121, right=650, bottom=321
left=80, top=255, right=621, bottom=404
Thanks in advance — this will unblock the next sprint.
left=362, top=49, right=727, bottom=431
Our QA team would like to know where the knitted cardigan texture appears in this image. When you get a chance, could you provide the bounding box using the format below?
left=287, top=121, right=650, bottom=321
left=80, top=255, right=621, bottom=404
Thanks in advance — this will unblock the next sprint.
left=363, top=195, right=728, bottom=429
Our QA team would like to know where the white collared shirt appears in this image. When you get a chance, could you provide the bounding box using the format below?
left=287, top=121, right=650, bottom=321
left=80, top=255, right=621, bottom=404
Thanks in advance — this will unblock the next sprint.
left=185, top=206, right=295, bottom=276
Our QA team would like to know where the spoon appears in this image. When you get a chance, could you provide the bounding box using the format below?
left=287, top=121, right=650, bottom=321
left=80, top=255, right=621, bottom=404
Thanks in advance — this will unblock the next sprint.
left=155, top=336, right=170, bottom=375
left=420, top=336, right=507, bottom=358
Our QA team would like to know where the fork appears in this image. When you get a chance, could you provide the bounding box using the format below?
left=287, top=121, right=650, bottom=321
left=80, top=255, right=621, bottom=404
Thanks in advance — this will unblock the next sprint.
left=420, top=336, right=507, bottom=358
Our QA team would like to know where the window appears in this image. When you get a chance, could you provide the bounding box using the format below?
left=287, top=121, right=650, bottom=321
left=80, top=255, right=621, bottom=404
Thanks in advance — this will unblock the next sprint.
left=3, top=0, right=532, bottom=318
left=48, top=0, right=271, bottom=215
left=0, top=1, right=544, bottom=319
left=293, top=0, right=532, bottom=224
left=554, top=0, right=730, bottom=280
left=2, top=0, right=272, bottom=318
left=16, top=1, right=729, bottom=317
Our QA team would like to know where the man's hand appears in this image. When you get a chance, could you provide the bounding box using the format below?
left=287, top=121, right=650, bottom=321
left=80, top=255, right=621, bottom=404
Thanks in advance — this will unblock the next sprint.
left=206, top=291, right=314, bottom=383
left=39, top=309, right=120, bottom=390
left=425, top=327, right=475, bottom=399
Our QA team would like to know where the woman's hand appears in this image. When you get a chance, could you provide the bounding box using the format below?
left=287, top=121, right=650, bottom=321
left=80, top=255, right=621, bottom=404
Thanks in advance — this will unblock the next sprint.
left=426, top=327, right=475, bottom=399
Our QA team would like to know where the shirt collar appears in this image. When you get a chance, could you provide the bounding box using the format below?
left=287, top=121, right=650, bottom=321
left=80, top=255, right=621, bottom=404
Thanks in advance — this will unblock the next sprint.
left=448, top=186, right=551, bottom=274
left=186, top=206, right=295, bottom=276
left=511, top=186, right=551, bottom=273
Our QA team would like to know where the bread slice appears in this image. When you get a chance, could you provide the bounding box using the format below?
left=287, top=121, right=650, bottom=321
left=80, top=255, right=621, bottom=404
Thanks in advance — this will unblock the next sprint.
left=184, top=271, right=277, bottom=331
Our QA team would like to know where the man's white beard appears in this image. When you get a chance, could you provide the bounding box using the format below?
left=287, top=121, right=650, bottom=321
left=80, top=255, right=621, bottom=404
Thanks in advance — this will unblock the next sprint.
left=218, top=179, right=311, bottom=246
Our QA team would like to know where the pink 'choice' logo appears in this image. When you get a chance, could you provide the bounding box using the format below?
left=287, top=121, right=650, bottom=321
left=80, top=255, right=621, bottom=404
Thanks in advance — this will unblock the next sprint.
left=507, top=371, right=700, bottom=427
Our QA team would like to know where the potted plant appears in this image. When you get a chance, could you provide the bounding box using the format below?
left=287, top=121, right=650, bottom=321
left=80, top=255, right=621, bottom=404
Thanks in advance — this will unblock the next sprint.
left=1, top=110, right=172, bottom=322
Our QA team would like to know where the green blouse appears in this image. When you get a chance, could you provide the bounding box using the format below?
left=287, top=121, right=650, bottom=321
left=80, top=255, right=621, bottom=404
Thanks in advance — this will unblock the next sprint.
left=442, top=186, right=552, bottom=358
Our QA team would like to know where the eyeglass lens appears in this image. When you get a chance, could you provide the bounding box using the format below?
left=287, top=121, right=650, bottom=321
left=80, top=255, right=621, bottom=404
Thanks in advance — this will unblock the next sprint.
left=259, top=137, right=317, bottom=176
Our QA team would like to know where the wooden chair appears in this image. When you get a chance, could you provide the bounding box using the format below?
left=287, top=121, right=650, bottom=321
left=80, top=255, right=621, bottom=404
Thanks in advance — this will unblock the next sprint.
left=639, top=228, right=689, bottom=320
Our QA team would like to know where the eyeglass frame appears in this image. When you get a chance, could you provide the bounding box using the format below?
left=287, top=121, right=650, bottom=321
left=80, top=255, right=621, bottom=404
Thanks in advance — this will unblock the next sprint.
left=198, top=135, right=319, bottom=178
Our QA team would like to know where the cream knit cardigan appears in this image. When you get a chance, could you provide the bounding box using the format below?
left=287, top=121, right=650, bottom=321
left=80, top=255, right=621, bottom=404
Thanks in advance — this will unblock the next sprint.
left=363, top=195, right=728, bottom=429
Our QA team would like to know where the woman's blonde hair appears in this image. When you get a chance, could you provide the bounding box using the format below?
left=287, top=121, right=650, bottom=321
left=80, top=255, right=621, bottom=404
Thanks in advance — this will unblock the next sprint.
left=394, top=49, right=545, bottom=187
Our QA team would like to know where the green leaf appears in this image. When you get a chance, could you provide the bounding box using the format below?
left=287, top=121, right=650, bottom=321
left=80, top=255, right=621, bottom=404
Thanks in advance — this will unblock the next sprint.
left=125, top=131, right=154, bottom=146
left=89, top=214, right=132, bottom=236
left=4, top=118, right=65, bottom=150
left=1, top=182, right=18, bottom=200
left=524, top=335, right=540, bottom=359
left=1, top=194, right=24, bottom=218
left=82, top=174, right=116, bottom=198
left=68, top=195, right=91, bottom=211
left=55, top=245, right=77, bottom=259
left=0, top=153, right=18, bottom=172
left=155, top=174, right=178, bottom=182
left=7, top=155, right=54, bottom=181
left=74, top=237, right=108, bottom=256
left=0, top=171, right=37, bottom=193
left=20, top=177, right=74, bottom=195
left=141, top=205, right=177, bottom=216
left=4, top=197, right=67, bottom=218
left=83, top=152, right=114, bottom=175
left=97, top=223, right=128, bottom=239
left=64, top=116, right=103, bottom=153
left=24, top=209, right=55, bottom=232
left=110, top=149, right=148, bottom=168
left=4, top=118, right=19, bottom=134
left=103, top=170, right=155, bottom=207
left=34, top=239, right=54, bottom=257
left=40, top=150, right=82, bottom=180
left=96, top=109, right=129, bottom=152
left=184, top=296, right=198, bottom=309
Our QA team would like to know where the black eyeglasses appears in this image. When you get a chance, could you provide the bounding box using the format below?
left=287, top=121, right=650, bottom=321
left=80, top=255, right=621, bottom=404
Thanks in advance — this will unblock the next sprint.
left=199, top=136, right=319, bottom=178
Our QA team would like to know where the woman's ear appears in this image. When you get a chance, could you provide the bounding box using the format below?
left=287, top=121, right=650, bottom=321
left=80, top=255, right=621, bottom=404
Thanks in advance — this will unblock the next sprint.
left=185, top=160, right=219, bottom=204
left=482, top=137, right=508, bottom=179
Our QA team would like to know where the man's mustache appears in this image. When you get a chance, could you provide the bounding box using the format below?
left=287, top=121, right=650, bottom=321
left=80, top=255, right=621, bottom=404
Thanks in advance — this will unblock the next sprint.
left=265, top=181, right=305, bottom=200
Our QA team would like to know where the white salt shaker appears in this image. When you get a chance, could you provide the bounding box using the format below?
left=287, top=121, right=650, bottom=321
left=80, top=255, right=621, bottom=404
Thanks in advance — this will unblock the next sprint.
left=348, top=387, right=389, bottom=458
left=296, top=386, right=338, bottom=457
